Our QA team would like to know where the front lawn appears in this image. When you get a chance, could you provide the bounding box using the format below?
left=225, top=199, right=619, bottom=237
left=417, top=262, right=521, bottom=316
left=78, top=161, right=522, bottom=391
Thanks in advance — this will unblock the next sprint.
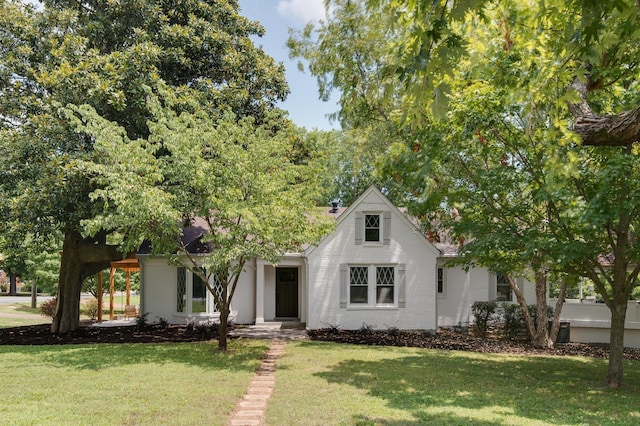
left=267, top=341, right=640, bottom=425
left=0, top=340, right=268, bottom=425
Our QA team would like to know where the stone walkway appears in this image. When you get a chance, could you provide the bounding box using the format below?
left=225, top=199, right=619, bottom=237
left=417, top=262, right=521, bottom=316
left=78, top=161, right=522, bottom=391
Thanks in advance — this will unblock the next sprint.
left=228, top=340, right=285, bottom=426
left=227, top=324, right=307, bottom=426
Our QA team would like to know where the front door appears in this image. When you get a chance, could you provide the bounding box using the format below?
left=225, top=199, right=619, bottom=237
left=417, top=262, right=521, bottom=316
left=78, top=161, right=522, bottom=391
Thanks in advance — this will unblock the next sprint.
left=276, top=267, right=298, bottom=318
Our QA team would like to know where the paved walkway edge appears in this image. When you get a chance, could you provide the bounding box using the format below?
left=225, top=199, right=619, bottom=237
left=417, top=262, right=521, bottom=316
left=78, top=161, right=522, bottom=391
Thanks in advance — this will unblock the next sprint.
left=227, top=340, right=286, bottom=426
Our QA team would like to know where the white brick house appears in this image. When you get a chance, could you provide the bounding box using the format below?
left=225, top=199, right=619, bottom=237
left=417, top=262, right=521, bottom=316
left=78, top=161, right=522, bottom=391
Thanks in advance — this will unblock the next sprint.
left=138, top=185, right=536, bottom=332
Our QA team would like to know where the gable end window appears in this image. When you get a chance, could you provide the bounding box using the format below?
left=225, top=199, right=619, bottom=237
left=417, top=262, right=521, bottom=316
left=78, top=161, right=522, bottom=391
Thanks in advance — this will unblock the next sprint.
left=365, top=214, right=381, bottom=242
left=355, top=211, right=391, bottom=245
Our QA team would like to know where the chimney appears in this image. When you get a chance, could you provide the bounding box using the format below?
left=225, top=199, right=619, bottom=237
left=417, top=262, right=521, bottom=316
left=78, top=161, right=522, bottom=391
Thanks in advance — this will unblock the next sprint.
left=330, top=200, right=339, bottom=213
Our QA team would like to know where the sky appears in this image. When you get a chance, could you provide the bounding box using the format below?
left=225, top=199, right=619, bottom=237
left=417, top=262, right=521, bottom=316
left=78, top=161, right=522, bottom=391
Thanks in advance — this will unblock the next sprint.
left=238, top=0, right=339, bottom=130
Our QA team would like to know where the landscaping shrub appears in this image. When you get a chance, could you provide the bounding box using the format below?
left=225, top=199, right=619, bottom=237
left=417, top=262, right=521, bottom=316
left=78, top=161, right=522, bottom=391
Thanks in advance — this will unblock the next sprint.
left=472, top=301, right=497, bottom=337
left=503, top=303, right=524, bottom=339
left=82, top=299, right=100, bottom=320
left=156, top=317, right=169, bottom=329
left=40, top=298, right=57, bottom=318
left=501, top=303, right=556, bottom=339
left=358, top=322, right=374, bottom=334
left=136, top=312, right=150, bottom=329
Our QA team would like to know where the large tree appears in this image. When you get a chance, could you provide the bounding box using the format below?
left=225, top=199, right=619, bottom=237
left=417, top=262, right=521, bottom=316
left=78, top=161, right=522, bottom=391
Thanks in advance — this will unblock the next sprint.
left=376, top=0, right=640, bottom=389
left=66, top=97, right=330, bottom=350
left=291, top=0, right=640, bottom=387
left=0, top=0, right=289, bottom=333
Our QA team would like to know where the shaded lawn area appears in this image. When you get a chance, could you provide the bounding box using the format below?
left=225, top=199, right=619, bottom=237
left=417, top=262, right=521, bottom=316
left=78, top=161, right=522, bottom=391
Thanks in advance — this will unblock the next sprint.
left=268, top=341, right=640, bottom=425
left=0, top=340, right=269, bottom=425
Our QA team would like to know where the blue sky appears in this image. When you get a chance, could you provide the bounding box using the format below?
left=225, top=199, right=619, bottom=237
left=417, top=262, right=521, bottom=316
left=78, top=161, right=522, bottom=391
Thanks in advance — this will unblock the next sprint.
left=238, top=0, right=339, bottom=130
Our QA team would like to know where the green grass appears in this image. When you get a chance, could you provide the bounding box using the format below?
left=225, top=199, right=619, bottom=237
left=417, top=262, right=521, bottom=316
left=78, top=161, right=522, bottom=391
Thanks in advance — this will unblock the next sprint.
left=267, top=341, right=640, bottom=425
left=0, top=302, right=41, bottom=316
left=102, top=293, right=141, bottom=308
left=0, top=340, right=269, bottom=425
left=0, top=294, right=141, bottom=328
left=0, top=303, right=49, bottom=328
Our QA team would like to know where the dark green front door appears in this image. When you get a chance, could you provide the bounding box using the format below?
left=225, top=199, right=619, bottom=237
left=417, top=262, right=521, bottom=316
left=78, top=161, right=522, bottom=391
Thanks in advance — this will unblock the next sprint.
left=276, top=268, right=298, bottom=318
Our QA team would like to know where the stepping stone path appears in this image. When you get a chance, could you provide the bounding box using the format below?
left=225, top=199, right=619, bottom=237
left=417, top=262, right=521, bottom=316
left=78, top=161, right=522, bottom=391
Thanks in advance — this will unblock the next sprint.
left=227, top=340, right=286, bottom=426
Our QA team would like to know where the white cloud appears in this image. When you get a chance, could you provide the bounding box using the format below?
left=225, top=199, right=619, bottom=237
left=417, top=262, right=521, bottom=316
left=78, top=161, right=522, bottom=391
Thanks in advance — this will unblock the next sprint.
left=277, top=0, right=327, bottom=25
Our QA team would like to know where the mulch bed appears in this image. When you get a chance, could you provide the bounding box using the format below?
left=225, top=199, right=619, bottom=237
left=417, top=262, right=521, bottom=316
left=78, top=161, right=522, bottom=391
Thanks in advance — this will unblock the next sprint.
left=307, top=328, right=640, bottom=361
left=0, top=323, right=220, bottom=345
left=2, top=324, right=640, bottom=362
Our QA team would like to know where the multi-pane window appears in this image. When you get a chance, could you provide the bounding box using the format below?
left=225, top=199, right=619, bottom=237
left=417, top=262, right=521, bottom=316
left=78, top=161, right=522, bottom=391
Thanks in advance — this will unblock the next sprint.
left=348, top=265, right=395, bottom=305
left=177, top=267, right=222, bottom=314
left=192, top=272, right=207, bottom=313
left=437, top=268, right=444, bottom=294
left=376, top=266, right=394, bottom=304
left=496, top=273, right=512, bottom=301
left=364, top=214, right=381, bottom=242
left=211, top=274, right=224, bottom=313
left=177, top=267, right=187, bottom=313
left=350, top=266, right=368, bottom=304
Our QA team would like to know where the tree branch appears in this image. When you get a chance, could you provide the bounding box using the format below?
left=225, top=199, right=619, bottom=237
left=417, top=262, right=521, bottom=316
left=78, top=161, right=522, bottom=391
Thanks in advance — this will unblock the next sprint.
left=77, top=242, right=123, bottom=264
left=569, top=78, right=640, bottom=147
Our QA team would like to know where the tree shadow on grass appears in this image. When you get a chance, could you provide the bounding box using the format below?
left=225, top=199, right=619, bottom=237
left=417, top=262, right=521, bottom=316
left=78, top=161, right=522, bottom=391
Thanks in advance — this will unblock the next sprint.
left=302, top=342, right=640, bottom=425
left=0, top=340, right=269, bottom=372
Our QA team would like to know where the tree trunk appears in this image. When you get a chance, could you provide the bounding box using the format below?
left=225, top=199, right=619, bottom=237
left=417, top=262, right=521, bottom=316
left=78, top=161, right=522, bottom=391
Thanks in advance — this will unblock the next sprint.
left=51, top=231, right=122, bottom=334
left=51, top=233, right=84, bottom=334
left=531, top=269, right=552, bottom=348
left=548, top=278, right=568, bottom=344
left=218, top=306, right=229, bottom=351
left=8, top=269, right=17, bottom=296
left=606, top=301, right=628, bottom=388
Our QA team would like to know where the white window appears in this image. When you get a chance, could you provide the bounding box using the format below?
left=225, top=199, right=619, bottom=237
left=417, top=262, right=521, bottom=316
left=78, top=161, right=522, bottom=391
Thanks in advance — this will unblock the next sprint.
left=355, top=211, right=391, bottom=245
left=364, top=214, right=381, bottom=242
left=177, top=267, right=223, bottom=315
left=349, top=266, right=369, bottom=304
left=376, top=266, right=394, bottom=303
left=347, top=265, right=396, bottom=306
left=340, top=263, right=406, bottom=308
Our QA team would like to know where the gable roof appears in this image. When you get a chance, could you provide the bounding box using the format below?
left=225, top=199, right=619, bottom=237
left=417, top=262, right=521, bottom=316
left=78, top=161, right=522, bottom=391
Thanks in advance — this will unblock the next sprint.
left=140, top=186, right=442, bottom=258
left=305, top=185, right=441, bottom=257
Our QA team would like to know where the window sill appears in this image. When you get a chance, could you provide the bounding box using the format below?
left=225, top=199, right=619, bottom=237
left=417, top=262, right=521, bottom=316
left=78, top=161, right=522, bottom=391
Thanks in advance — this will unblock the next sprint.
left=173, top=312, right=219, bottom=318
left=347, top=305, right=398, bottom=310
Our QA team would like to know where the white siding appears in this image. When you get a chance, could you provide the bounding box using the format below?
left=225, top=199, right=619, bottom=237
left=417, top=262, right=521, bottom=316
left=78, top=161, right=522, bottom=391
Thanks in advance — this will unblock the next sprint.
left=139, top=256, right=256, bottom=325
left=551, top=300, right=640, bottom=348
left=437, top=266, right=540, bottom=328
left=231, top=261, right=255, bottom=324
left=307, top=188, right=438, bottom=330
left=437, top=266, right=490, bottom=327
left=139, top=257, right=180, bottom=323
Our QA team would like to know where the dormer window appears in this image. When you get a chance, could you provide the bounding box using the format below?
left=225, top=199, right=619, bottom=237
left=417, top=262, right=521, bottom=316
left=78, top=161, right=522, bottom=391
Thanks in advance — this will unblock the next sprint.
left=364, top=214, right=381, bottom=242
